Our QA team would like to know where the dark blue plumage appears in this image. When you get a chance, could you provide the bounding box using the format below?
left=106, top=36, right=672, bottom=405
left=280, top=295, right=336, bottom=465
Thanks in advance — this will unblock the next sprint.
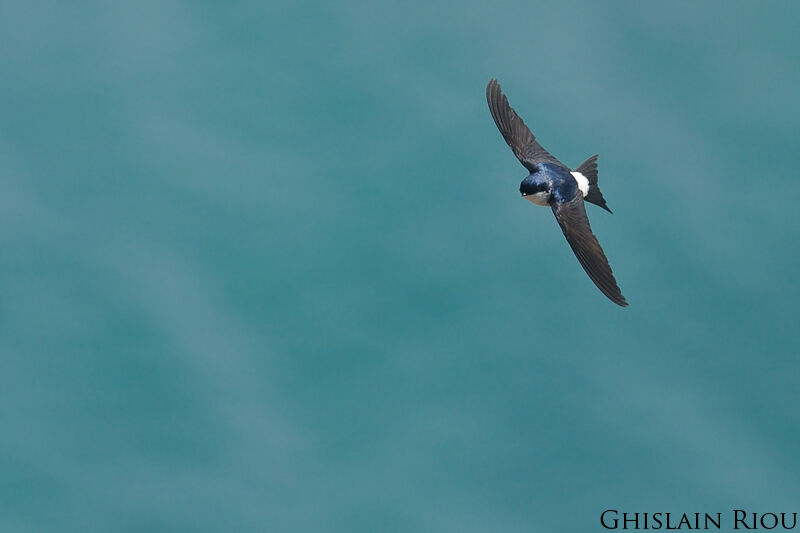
left=538, top=163, right=578, bottom=204
left=519, top=163, right=578, bottom=203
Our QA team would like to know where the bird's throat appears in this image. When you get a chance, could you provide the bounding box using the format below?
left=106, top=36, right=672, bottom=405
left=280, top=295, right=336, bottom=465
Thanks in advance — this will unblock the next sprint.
left=523, top=192, right=550, bottom=206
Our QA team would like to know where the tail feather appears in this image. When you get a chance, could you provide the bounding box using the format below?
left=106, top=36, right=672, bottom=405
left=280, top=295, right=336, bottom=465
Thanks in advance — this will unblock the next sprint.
left=576, top=155, right=612, bottom=213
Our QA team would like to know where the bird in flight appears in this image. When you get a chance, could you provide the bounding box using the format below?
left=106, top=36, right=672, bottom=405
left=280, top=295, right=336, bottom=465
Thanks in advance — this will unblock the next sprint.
left=486, top=79, right=627, bottom=306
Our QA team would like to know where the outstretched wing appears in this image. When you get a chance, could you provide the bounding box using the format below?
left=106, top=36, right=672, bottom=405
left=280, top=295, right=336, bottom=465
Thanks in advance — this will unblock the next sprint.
left=486, top=79, right=561, bottom=171
left=551, top=195, right=628, bottom=306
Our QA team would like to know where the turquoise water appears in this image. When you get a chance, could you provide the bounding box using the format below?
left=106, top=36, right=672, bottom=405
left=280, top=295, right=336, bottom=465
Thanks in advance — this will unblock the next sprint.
left=2, top=2, right=799, bottom=531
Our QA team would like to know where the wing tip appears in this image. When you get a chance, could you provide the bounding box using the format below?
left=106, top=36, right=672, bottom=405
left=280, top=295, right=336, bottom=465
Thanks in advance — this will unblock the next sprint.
left=597, top=280, right=628, bottom=307
left=486, top=78, right=501, bottom=102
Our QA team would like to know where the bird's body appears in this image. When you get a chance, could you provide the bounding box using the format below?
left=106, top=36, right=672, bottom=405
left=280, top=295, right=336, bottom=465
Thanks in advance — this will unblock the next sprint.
left=522, top=162, right=578, bottom=205
left=486, top=79, right=627, bottom=306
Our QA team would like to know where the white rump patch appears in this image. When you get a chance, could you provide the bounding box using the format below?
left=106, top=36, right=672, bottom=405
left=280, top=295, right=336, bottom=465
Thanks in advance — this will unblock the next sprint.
left=571, top=171, right=590, bottom=197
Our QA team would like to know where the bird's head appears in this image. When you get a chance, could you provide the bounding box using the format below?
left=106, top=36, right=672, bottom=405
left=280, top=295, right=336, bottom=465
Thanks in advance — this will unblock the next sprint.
left=520, top=176, right=551, bottom=206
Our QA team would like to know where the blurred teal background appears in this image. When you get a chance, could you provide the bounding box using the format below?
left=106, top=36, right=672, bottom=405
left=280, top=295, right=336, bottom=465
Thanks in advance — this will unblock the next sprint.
left=1, top=1, right=799, bottom=531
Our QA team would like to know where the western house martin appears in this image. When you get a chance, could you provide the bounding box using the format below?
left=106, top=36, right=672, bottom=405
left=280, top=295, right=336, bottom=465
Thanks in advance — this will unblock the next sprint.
left=486, top=79, right=628, bottom=306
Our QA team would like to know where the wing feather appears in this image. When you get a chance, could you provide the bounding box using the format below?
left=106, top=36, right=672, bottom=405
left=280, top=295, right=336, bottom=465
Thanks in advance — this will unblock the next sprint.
left=551, top=195, right=628, bottom=306
left=486, top=79, right=561, bottom=171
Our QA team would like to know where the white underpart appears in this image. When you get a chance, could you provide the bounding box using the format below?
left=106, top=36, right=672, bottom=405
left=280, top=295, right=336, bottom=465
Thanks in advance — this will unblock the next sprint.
left=524, top=191, right=550, bottom=206
left=571, top=171, right=590, bottom=197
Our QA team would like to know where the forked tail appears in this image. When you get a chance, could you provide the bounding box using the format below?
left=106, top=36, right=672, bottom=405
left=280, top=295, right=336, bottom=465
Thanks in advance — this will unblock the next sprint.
left=576, top=155, right=612, bottom=213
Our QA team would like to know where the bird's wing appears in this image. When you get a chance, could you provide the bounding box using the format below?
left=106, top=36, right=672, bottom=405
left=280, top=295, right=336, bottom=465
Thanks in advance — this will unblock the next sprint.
left=486, top=79, right=561, bottom=171
left=551, top=195, right=628, bottom=306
